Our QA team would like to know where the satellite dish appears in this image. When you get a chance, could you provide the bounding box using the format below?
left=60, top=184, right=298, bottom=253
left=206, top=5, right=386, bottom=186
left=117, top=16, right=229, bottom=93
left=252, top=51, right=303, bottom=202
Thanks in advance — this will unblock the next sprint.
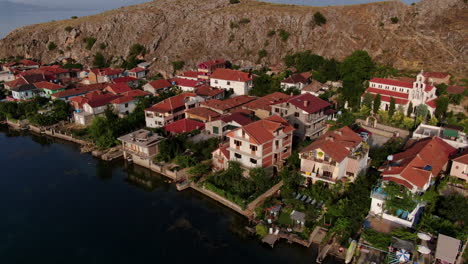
left=387, top=155, right=394, bottom=161
left=337, top=111, right=342, bottom=115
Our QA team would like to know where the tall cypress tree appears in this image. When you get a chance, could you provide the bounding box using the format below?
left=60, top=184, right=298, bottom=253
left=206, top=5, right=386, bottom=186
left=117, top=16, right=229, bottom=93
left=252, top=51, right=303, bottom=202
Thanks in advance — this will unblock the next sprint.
left=407, top=102, right=413, bottom=117
left=373, top=94, right=381, bottom=114
left=389, top=97, right=396, bottom=117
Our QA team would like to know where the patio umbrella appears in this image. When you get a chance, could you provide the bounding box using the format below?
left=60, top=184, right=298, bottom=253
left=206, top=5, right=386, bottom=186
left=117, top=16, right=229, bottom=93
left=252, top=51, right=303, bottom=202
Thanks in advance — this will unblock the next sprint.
left=417, top=245, right=431, bottom=255
left=417, top=232, right=431, bottom=241
left=396, top=249, right=410, bottom=263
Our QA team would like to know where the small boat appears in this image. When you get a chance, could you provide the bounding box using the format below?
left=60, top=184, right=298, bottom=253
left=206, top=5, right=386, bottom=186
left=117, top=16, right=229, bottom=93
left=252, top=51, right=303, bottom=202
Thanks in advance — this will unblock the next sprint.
left=345, top=240, right=357, bottom=264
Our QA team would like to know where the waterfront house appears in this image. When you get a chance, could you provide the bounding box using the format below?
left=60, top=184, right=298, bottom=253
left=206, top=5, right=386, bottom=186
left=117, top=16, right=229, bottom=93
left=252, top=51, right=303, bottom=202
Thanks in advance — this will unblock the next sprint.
left=412, top=123, right=468, bottom=150
left=74, top=93, right=120, bottom=125
left=197, top=59, right=226, bottom=80
left=212, top=144, right=230, bottom=171
left=209, top=69, right=253, bottom=96
left=290, top=210, right=306, bottom=227
left=164, top=118, right=205, bottom=134
left=271, top=93, right=332, bottom=139
left=242, top=92, right=290, bottom=119
left=33, top=81, right=65, bottom=97
left=194, top=85, right=225, bottom=100
left=434, top=234, right=462, bottom=264
left=143, top=79, right=172, bottom=95
left=362, top=70, right=438, bottom=116
left=204, top=112, right=253, bottom=138
left=450, top=151, right=468, bottom=182
left=299, top=126, right=370, bottom=185
left=212, top=115, right=294, bottom=170
left=144, top=92, right=203, bottom=128
left=104, top=83, right=133, bottom=95
left=127, top=67, right=147, bottom=79
left=11, top=84, right=41, bottom=100
left=118, top=129, right=164, bottom=167
left=201, top=95, right=256, bottom=115
left=111, top=96, right=137, bottom=116
left=369, top=137, right=456, bottom=228
left=280, top=72, right=311, bottom=90
left=177, top=71, right=199, bottom=81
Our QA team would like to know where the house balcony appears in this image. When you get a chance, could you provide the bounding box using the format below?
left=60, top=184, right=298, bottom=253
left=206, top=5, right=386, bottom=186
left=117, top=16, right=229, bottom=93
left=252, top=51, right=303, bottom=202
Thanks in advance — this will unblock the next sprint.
left=301, top=171, right=337, bottom=184
left=305, top=114, right=327, bottom=124
left=227, top=147, right=261, bottom=159
left=122, top=147, right=153, bottom=160
left=300, top=154, right=337, bottom=166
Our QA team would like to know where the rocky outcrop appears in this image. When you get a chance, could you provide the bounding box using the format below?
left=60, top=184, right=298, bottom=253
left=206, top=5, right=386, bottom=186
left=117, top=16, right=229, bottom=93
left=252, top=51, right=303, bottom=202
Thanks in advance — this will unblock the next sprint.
left=0, top=0, right=466, bottom=76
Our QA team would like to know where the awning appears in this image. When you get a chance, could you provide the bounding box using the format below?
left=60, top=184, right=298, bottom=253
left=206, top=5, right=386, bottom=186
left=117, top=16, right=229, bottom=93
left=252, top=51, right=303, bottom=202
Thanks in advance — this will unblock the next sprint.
left=443, top=129, right=458, bottom=138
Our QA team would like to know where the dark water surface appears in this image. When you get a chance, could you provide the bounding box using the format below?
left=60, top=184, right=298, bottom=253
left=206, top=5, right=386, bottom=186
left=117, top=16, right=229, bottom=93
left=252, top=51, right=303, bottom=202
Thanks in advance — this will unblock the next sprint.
left=0, top=126, right=341, bottom=264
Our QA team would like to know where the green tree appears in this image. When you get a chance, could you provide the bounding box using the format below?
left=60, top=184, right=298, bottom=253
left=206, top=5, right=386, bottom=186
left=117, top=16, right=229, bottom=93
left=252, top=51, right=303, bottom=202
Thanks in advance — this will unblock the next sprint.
left=437, top=194, right=468, bottom=223
left=229, top=0, right=240, bottom=4
left=390, top=17, right=399, bottom=24
left=93, top=52, right=108, bottom=68
left=373, top=94, right=381, bottom=114
left=435, top=96, right=449, bottom=119
left=128, top=43, right=146, bottom=57
left=65, top=26, right=73, bottom=32
left=436, top=83, right=448, bottom=96
left=172, top=61, right=185, bottom=72
left=407, top=101, right=413, bottom=117
left=278, top=29, right=290, bottom=41
left=47, top=42, right=57, bottom=51
left=313, top=12, right=327, bottom=26
left=84, top=37, right=97, bottom=50
left=362, top=93, right=374, bottom=109
left=388, top=97, right=396, bottom=117
left=258, top=49, right=267, bottom=59
left=416, top=104, right=428, bottom=118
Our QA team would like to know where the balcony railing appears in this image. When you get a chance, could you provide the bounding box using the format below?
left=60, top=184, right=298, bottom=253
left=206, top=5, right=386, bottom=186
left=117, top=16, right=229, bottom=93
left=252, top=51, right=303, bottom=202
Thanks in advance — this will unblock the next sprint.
left=301, top=171, right=337, bottom=183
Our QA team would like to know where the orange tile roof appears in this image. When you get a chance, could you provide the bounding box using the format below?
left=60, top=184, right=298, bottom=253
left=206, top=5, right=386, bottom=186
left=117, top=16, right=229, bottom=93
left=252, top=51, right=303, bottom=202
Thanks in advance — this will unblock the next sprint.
left=33, top=81, right=65, bottom=91
left=210, top=69, right=252, bottom=82
left=272, top=93, right=331, bottom=114
left=195, top=85, right=225, bottom=97
left=164, top=118, right=205, bottom=134
left=453, top=152, right=468, bottom=165
left=281, top=72, right=311, bottom=84
left=147, top=79, right=172, bottom=90
left=423, top=72, right=450, bottom=79
left=185, top=107, right=221, bottom=120
left=123, top=89, right=150, bottom=97
left=105, top=83, right=132, bottom=94
left=111, top=96, right=135, bottom=105
left=145, top=92, right=196, bottom=113
left=243, top=92, right=290, bottom=111
left=128, top=67, right=146, bottom=73
left=380, top=137, right=457, bottom=190
left=231, top=115, right=294, bottom=145
left=202, top=95, right=256, bottom=112
left=300, top=126, right=363, bottom=162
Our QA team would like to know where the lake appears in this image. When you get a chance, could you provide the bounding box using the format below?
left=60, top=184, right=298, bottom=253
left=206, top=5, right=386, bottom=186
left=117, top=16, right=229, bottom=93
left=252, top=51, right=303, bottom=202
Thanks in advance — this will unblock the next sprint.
left=0, top=126, right=342, bottom=264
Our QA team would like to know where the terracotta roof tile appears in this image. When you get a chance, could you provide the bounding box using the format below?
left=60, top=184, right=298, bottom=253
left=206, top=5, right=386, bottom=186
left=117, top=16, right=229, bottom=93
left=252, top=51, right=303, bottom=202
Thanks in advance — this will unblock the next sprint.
left=237, top=115, right=294, bottom=145
left=195, top=85, right=225, bottom=97
left=164, top=118, right=205, bottom=134
left=147, top=79, right=172, bottom=90
left=210, top=69, right=252, bottom=82
left=272, top=93, right=331, bottom=114
left=113, top=76, right=138, bottom=83
left=282, top=72, right=311, bottom=84
left=365, top=87, right=409, bottom=99
left=447, top=85, right=466, bottom=95
left=33, top=81, right=64, bottom=91
left=105, top=83, right=132, bottom=94
left=202, top=95, right=256, bottom=112
left=145, top=92, right=196, bottom=113
left=243, top=92, right=290, bottom=111
left=370, top=77, right=414, bottom=88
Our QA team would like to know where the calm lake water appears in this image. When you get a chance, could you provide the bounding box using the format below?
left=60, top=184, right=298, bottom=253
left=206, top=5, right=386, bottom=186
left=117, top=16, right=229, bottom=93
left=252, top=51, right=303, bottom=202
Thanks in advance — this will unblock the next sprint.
left=0, top=126, right=342, bottom=264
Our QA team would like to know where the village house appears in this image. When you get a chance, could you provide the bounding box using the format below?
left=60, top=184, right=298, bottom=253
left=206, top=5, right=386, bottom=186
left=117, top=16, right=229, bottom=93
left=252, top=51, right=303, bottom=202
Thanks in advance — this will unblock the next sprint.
left=113, top=76, right=139, bottom=88
left=209, top=69, right=253, bottom=96
left=33, top=81, right=66, bottom=97
left=434, top=234, right=462, bottom=264
left=184, top=107, right=221, bottom=123
left=51, top=83, right=107, bottom=100
left=177, top=71, right=199, bottom=81
left=422, top=72, right=450, bottom=85
left=242, top=92, right=290, bottom=119
left=370, top=137, right=456, bottom=228
left=212, top=115, right=294, bottom=171
left=10, top=84, right=41, bottom=101
left=299, top=126, right=370, bottom=185
left=0, top=71, right=15, bottom=82
left=143, top=79, right=172, bottom=95
left=197, top=59, right=226, bottom=80
left=204, top=112, right=253, bottom=138
left=271, top=93, right=332, bottom=139
left=280, top=72, right=311, bottom=90
left=194, top=85, right=225, bottom=100
left=118, top=129, right=164, bottom=167
left=111, top=96, right=137, bottom=117
left=74, top=93, right=120, bottom=125
left=301, top=80, right=327, bottom=96
left=104, top=83, right=133, bottom=95
left=201, top=95, right=256, bottom=115
left=86, top=68, right=125, bottom=84
left=450, top=151, right=468, bottom=182
left=127, top=67, right=147, bottom=79
left=171, top=78, right=200, bottom=92
left=144, top=92, right=204, bottom=128
left=164, top=118, right=205, bottom=134
left=363, top=70, right=438, bottom=116
left=412, top=124, right=468, bottom=150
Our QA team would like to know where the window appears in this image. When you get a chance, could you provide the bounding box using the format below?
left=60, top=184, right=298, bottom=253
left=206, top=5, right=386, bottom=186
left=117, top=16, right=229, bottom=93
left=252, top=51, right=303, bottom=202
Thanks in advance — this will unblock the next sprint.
left=125, top=103, right=128, bottom=107
left=242, top=131, right=246, bottom=138
left=227, top=81, right=230, bottom=85
left=275, top=140, right=279, bottom=147
left=250, top=158, right=257, bottom=164
left=234, top=140, right=242, bottom=147
left=213, top=126, right=219, bottom=134
left=234, top=153, right=242, bottom=159
left=294, top=124, right=299, bottom=129
left=294, top=112, right=299, bottom=117
left=275, top=108, right=279, bottom=113
left=250, top=145, right=258, bottom=151
left=214, top=80, right=218, bottom=84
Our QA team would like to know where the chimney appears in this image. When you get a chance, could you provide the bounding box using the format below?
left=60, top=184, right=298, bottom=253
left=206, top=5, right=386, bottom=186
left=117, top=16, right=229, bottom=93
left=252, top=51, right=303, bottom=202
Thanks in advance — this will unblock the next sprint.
left=334, top=130, right=342, bottom=136
left=304, top=100, right=309, bottom=107
left=325, top=136, right=334, bottom=142
left=208, top=115, right=212, bottom=122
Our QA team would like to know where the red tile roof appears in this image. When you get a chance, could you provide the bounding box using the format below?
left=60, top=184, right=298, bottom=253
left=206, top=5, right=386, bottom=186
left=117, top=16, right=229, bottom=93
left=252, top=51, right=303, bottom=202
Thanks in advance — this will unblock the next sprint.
left=423, top=72, right=450, bottom=79
left=19, top=59, right=40, bottom=66
left=370, top=77, right=414, bottom=89
left=202, top=95, right=256, bottom=112
left=123, top=89, right=150, bottom=97
left=52, top=83, right=107, bottom=98
left=281, top=72, right=311, bottom=84
left=113, top=76, right=138, bottom=83
left=40, top=66, right=69, bottom=74
left=195, top=85, right=225, bottom=97
left=185, top=107, right=221, bottom=120
left=33, top=81, right=64, bottom=91
left=210, top=69, right=252, bottom=82
left=300, top=126, right=363, bottom=162
left=243, top=92, right=291, bottom=111
left=178, top=71, right=199, bottom=79
left=128, top=67, right=146, bottom=73
left=111, top=96, right=135, bottom=105
left=380, top=137, right=457, bottom=190
left=273, top=93, right=331, bottom=114
left=99, top=68, right=124, bottom=76
left=426, top=99, right=437, bottom=109
left=379, top=95, right=409, bottom=105
left=86, top=94, right=121, bottom=108
left=302, top=81, right=325, bottom=93
left=105, top=83, right=132, bottom=94
left=164, top=118, right=205, bottom=134
left=453, top=152, right=468, bottom=165
left=447, top=85, right=466, bottom=95
left=219, top=112, right=253, bottom=126
left=197, top=59, right=226, bottom=68
left=147, top=79, right=172, bottom=90
left=232, top=115, right=294, bottom=145
left=365, top=87, right=409, bottom=99
left=171, top=78, right=199, bottom=88
left=5, top=77, right=27, bottom=88
left=145, top=92, right=196, bottom=113
left=425, top=84, right=435, bottom=92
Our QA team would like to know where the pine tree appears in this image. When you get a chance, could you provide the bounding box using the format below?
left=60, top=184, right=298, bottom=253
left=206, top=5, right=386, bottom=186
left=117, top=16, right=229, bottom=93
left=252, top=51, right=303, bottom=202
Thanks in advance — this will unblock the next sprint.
left=389, top=97, right=396, bottom=118
left=373, top=94, right=381, bottom=114
left=407, top=102, right=413, bottom=117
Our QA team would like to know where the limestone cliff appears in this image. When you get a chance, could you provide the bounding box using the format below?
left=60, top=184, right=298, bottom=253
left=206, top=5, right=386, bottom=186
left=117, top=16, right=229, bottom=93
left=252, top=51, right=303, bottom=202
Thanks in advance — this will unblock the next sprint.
left=0, top=0, right=466, bottom=76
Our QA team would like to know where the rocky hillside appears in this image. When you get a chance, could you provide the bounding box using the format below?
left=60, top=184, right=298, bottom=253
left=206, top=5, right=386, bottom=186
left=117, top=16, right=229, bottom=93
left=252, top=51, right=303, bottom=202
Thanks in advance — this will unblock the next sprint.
left=0, top=0, right=466, bottom=77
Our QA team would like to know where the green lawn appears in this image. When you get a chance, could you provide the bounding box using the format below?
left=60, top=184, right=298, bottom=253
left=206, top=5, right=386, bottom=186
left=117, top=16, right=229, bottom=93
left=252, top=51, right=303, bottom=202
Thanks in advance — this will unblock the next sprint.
left=278, top=212, right=292, bottom=226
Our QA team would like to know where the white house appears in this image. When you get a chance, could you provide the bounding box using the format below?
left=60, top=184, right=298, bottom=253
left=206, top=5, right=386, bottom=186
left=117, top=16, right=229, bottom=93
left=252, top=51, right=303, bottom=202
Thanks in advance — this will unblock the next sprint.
left=74, top=94, right=120, bottom=125
left=280, top=72, right=311, bottom=90
left=111, top=96, right=137, bottom=116
left=412, top=124, right=468, bottom=150
left=209, top=69, right=253, bottom=96
left=10, top=84, right=41, bottom=100
left=0, top=71, right=15, bottom=82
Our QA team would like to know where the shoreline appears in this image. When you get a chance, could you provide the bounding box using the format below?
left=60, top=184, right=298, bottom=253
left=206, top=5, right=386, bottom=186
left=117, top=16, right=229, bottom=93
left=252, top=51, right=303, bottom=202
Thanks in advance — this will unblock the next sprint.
left=2, top=121, right=326, bottom=250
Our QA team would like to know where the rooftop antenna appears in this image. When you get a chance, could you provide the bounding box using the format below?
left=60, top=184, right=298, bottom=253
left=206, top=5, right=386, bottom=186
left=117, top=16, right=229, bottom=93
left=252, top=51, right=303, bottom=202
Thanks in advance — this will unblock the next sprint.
left=386, top=155, right=394, bottom=169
